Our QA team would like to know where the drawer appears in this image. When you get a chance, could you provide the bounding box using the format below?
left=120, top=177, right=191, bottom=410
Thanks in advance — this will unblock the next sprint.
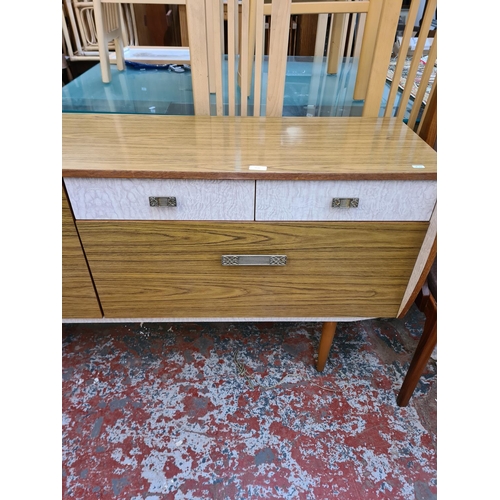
left=255, top=180, right=436, bottom=221
left=76, top=220, right=428, bottom=319
left=63, top=178, right=255, bottom=221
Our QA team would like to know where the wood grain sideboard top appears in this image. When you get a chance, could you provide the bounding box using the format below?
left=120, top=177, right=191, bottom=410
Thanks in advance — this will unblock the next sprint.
left=62, top=114, right=437, bottom=180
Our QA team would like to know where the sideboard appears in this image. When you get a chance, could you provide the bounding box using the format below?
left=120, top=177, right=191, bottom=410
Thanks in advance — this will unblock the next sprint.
left=62, top=113, right=437, bottom=369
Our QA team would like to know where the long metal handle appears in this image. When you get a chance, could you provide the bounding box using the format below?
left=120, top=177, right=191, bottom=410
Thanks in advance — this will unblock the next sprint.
left=149, top=196, right=177, bottom=207
left=222, top=255, right=287, bottom=266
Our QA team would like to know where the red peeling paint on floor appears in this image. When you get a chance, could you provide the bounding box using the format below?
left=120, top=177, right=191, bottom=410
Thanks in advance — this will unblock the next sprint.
left=62, top=306, right=437, bottom=499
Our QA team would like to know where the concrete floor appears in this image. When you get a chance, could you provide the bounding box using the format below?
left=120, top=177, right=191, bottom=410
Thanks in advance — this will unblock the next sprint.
left=62, top=304, right=437, bottom=499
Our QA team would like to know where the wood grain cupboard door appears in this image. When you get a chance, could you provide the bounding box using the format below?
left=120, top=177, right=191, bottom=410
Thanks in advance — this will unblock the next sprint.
left=62, top=187, right=102, bottom=319
left=76, top=220, right=428, bottom=319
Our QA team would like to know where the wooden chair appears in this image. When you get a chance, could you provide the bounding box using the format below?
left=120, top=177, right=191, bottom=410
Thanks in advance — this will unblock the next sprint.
left=370, top=0, right=437, bottom=128
left=93, top=0, right=125, bottom=82
left=91, top=0, right=405, bottom=116
left=62, top=0, right=138, bottom=63
left=92, top=0, right=189, bottom=84
left=193, top=0, right=403, bottom=117
left=397, top=257, right=437, bottom=406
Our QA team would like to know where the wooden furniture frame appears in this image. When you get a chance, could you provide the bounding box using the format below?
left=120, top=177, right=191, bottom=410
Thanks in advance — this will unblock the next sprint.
left=62, top=114, right=437, bottom=398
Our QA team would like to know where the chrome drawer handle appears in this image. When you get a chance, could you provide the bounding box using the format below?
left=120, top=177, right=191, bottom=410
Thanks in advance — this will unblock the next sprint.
left=149, top=196, right=177, bottom=207
left=222, top=255, right=287, bottom=266
left=332, top=197, right=359, bottom=208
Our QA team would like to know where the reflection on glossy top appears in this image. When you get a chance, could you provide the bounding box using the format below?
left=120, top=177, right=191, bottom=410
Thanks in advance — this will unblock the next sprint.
left=63, top=114, right=437, bottom=180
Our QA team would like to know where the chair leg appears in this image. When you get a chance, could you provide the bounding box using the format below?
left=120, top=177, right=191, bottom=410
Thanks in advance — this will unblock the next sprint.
left=397, top=299, right=437, bottom=407
left=316, top=321, right=337, bottom=372
left=415, top=282, right=430, bottom=312
left=94, top=0, right=112, bottom=83
left=114, top=35, right=125, bottom=71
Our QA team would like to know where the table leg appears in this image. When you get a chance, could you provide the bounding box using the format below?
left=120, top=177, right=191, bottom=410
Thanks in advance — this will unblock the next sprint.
left=316, top=321, right=337, bottom=372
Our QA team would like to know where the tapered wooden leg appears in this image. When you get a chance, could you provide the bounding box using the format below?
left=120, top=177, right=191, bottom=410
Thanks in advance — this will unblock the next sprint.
left=397, top=299, right=437, bottom=407
left=316, top=321, right=337, bottom=372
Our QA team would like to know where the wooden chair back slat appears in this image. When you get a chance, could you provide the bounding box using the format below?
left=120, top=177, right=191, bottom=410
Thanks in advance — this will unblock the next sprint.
left=238, top=0, right=258, bottom=102
left=266, top=0, right=292, bottom=117
left=384, top=0, right=422, bottom=117
left=416, top=76, right=437, bottom=148
left=353, top=0, right=383, bottom=100
left=362, top=0, right=403, bottom=117
left=227, top=0, right=239, bottom=116
left=327, top=13, right=347, bottom=75
left=205, top=0, right=217, bottom=94
left=407, top=31, right=437, bottom=129
left=209, top=0, right=224, bottom=116
left=314, top=14, right=329, bottom=57
left=395, top=0, right=437, bottom=120
left=353, top=11, right=366, bottom=58
left=253, top=0, right=266, bottom=116
left=186, top=0, right=211, bottom=115
left=240, top=0, right=251, bottom=116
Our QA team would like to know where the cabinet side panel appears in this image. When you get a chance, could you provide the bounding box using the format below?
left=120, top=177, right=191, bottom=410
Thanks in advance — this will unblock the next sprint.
left=62, top=187, right=102, bottom=319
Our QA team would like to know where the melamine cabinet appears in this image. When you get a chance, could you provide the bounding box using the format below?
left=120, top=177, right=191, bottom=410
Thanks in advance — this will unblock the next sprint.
left=62, top=114, right=437, bottom=323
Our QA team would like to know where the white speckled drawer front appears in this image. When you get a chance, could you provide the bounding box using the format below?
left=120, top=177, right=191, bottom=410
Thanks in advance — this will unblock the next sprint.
left=64, top=178, right=255, bottom=220
left=255, top=180, right=436, bottom=221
